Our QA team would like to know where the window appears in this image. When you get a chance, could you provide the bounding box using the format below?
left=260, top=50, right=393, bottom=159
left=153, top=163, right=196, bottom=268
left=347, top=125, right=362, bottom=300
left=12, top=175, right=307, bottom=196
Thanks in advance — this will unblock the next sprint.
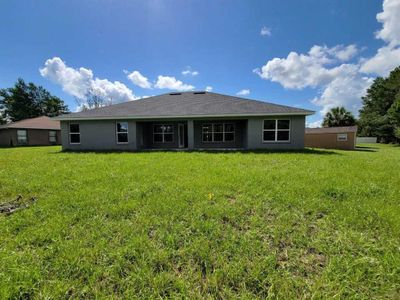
left=263, top=119, right=290, bottom=142
left=49, top=131, right=57, bottom=144
left=17, top=130, right=27, bottom=145
left=202, top=123, right=235, bottom=142
left=116, top=122, right=129, bottom=143
left=337, top=133, right=348, bottom=141
left=153, top=124, right=174, bottom=143
left=69, top=123, right=80, bottom=144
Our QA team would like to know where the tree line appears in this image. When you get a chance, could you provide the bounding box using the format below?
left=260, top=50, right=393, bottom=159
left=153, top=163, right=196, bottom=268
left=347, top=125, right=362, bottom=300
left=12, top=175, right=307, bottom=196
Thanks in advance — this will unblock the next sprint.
left=321, top=66, right=400, bottom=143
left=0, top=78, right=69, bottom=124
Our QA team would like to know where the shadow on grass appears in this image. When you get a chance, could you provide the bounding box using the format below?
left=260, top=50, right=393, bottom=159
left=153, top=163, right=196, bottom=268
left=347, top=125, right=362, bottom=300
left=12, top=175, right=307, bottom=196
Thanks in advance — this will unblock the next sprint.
left=353, top=146, right=378, bottom=152
left=52, top=147, right=340, bottom=155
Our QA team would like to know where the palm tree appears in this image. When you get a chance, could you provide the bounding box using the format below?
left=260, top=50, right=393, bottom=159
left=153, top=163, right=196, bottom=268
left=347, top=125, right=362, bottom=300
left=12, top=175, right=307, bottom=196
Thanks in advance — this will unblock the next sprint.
left=322, top=107, right=356, bottom=127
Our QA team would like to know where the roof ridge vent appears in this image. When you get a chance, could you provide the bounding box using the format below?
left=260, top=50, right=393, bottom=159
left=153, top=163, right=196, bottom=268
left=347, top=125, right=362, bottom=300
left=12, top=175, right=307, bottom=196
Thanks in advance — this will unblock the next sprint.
left=169, top=92, right=182, bottom=95
left=193, top=91, right=206, bottom=94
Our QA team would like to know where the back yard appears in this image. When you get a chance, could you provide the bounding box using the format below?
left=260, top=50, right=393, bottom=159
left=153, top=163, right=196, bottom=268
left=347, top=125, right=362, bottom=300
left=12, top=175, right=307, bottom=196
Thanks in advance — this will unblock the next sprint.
left=0, top=145, right=399, bottom=298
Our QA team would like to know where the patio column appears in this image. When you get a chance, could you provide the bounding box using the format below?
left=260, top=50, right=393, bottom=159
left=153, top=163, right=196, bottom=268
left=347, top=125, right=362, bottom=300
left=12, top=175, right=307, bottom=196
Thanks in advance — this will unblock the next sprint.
left=130, top=121, right=138, bottom=151
left=187, top=120, right=194, bottom=150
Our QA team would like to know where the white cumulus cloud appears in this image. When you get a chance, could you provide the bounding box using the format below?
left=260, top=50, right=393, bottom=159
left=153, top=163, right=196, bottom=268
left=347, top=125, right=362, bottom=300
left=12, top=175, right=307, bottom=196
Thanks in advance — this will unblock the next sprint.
left=331, top=44, right=359, bottom=61
left=256, top=44, right=360, bottom=90
left=256, top=45, right=371, bottom=116
left=311, top=73, right=373, bottom=116
left=205, top=86, right=213, bottom=92
left=154, top=75, right=194, bottom=91
left=181, top=66, right=199, bottom=76
left=375, top=0, right=400, bottom=47
left=360, top=46, right=400, bottom=75
left=260, top=26, right=271, bottom=36
left=307, top=119, right=323, bottom=128
left=236, top=89, right=250, bottom=96
left=125, top=70, right=152, bottom=89
left=360, top=0, right=400, bottom=76
left=40, top=57, right=137, bottom=104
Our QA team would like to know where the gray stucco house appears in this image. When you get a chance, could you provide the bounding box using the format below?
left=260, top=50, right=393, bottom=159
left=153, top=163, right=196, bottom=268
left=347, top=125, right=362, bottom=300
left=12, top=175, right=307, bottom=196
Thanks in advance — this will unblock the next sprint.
left=55, top=91, right=314, bottom=151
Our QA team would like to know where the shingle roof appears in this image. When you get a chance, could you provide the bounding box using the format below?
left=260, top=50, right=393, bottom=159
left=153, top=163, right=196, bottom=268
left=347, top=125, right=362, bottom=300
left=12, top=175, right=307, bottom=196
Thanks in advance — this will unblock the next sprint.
left=305, top=126, right=358, bottom=134
left=0, top=116, right=60, bottom=130
left=55, top=91, right=314, bottom=120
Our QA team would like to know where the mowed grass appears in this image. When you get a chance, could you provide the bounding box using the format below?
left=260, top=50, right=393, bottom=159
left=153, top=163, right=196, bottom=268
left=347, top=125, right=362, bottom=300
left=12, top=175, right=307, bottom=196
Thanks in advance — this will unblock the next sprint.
left=0, top=145, right=399, bottom=299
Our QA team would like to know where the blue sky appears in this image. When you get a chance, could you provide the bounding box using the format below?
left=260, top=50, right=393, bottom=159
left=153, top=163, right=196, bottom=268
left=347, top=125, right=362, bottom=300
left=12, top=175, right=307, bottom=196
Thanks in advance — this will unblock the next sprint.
left=1, top=0, right=399, bottom=126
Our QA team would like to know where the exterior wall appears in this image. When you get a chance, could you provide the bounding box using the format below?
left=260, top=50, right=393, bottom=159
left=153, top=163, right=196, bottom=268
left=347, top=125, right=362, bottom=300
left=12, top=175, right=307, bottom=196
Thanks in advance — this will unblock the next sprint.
left=0, top=129, right=15, bottom=147
left=247, top=115, right=306, bottom=150
left=61, top=120, right=137, bottom=151
left=193, top=120, right=247, bottom=149
left=25, top=129, right=61, bottom=146
left=0, top=128, right=61, bottom=147
left=60, top=116, right=307, bottom=151
left=305, top=132, right=356, bottom=150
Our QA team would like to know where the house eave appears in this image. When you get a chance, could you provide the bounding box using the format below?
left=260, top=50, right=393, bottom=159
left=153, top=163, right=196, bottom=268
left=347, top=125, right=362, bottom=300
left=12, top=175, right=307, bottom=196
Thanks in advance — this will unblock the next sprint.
left=53, top=111, right=314, bottom=121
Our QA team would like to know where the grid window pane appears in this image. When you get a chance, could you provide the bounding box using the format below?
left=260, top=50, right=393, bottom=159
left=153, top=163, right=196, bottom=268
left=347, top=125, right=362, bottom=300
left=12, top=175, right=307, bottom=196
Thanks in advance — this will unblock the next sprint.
left=224, top=133, right=234, bottom=142
left=202, top=124, right=212, bottom=133
left=214, top=133, right=223, bottom=142
left=17, top=130, right=27, bottom=137
left=202, top=133, right=212, bottom=142
left=278, top=120, right=290, bottom=129
left=164, top=134, right=173, bottom=142
left=154, top=124, right=174, bottom=143
left=154, top=125, right=163, bottom=133
left=49, top=131, right=57, bottom=143
left=263, top=131, right=275, bottom=141
left=17, top=130, right=27, bottom=144
left=70, top=134, right=80, bottom=144
left=277, top=131, right=289, bottom=141
left=164, top=125, right=173, bottom=133
left=264, top=120, right=276, bottom=130
left=154, top=134, right=163, bottom=142
left=224, top=124, right=235, bottom=132
left=117, top=122, right=128, bottom=133
left=117, top=133, right=128, bottom=143
left=70, top=124, right=80, bottom=133
left=214, top=124, right=223, bottom=132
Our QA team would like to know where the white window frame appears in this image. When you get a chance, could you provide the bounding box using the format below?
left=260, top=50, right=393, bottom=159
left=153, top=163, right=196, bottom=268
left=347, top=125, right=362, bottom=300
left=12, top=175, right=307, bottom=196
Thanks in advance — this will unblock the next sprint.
left=153, top=124, right=174, bottom=143
left=69, top=123, right=81, bottom=145
left=337, top=133, right=348, bottom=141
left=262, top=119, right=291, bottom=143
left=49, top=130, right=57, bottom=143
left=201, top=123, right=235, bottom=143
left=17, top=129, right=27, bottom=145
left=116, top=122, right=129, bottom=144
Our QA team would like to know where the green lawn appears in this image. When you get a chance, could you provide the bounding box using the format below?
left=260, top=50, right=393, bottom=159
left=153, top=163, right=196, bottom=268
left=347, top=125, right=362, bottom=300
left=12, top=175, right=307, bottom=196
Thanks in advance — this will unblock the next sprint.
left=0, top=145, right=399, bottom=299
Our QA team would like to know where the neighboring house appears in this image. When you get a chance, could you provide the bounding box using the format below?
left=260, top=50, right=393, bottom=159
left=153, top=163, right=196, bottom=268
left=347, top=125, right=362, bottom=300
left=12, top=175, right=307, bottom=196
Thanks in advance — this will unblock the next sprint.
left=55, top=91, right=314, bottom=151
left=0, top=116, right=61, bottom=147
left=305, top=126, right=357, bottom=150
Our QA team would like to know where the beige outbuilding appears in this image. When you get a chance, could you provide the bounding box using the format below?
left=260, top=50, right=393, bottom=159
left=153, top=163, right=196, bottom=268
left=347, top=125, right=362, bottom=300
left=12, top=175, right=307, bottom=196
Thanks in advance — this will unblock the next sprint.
left=305, top=126, right=357, bottom=150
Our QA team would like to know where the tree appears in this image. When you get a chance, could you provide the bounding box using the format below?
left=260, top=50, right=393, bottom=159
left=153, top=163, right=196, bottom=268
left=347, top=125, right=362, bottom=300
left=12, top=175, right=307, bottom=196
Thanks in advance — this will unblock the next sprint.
left=75, top=87, right=109, bottom=111
left=0, top=78, right=69, bottom=122
left=388, top=97, right=400, bottom=142
left=358, top=66, right=400, bottom=143
left=322, top=107, right=356, bottom=127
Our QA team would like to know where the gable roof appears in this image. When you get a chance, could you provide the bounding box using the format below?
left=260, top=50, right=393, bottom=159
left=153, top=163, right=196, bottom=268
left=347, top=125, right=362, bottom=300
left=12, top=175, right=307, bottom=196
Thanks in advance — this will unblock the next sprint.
left=55, top=91, right=314, bottom=121
left=0, top=116, right=60, bottom=130
left=305, top=126, right=357, bottom=134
